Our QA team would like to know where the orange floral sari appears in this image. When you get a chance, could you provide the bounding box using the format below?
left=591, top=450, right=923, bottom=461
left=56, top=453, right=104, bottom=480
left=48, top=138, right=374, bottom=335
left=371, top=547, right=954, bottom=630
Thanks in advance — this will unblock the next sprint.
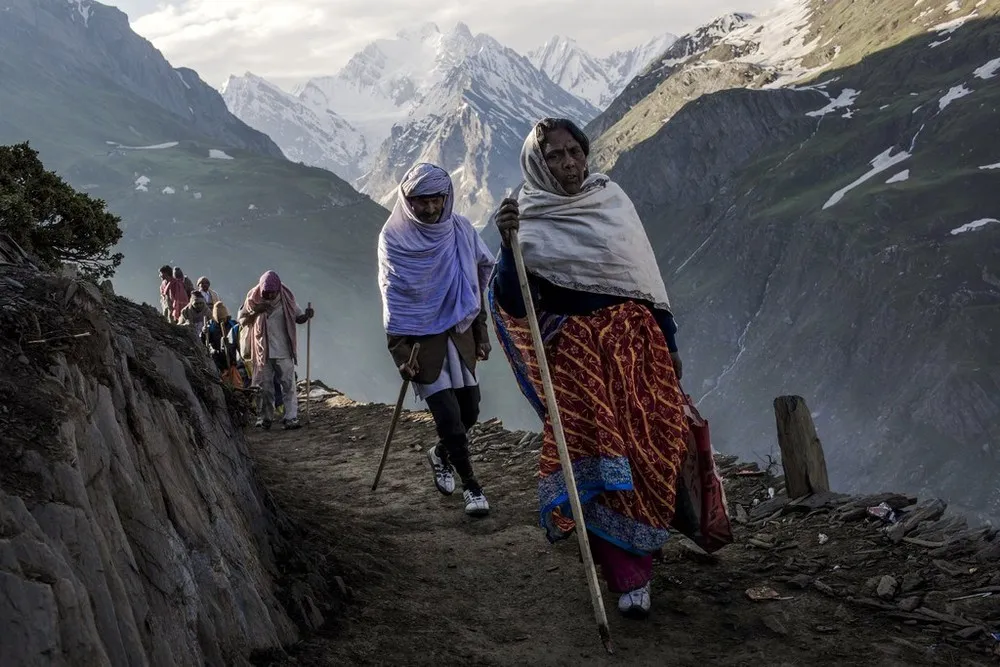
left=489, top=295, right=731, bottom=556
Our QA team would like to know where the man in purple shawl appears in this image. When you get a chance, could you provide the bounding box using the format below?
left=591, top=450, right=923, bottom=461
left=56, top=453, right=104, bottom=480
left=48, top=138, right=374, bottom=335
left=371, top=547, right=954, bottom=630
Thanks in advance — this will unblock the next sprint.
left=378, top=163, right=495, bottom=517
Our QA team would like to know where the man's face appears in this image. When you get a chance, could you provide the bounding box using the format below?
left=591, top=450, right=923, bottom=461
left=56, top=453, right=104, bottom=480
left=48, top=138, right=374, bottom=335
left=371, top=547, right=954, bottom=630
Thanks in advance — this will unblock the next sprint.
left=406, top=194, right=446, bottom=224
left=160, top=270, right=171, bottom=280
left=261, top=290, right=279, bottom=302
left=198, top=280, right=209, bottom=291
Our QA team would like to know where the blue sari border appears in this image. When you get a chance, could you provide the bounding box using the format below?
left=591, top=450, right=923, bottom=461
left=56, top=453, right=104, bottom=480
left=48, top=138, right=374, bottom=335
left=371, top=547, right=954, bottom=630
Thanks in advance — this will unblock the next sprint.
left=536, top=456, right=671, bottom=556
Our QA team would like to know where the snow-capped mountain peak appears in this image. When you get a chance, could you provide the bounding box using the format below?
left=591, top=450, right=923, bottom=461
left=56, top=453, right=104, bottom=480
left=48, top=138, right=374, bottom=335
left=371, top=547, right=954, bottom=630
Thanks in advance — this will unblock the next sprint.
left=355, top=27, right=599, bottom=222
left=395, top=21, right=443, bottom=41
left=529, top=32, right=677, bottom=108
left=293, top=21, right=478, bottom=152
left=222, top=72, right=366, bottom=181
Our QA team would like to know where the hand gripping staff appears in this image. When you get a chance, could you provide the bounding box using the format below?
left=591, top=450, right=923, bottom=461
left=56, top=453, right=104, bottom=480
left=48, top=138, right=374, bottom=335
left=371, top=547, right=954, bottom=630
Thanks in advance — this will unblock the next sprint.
left=371, top=343, right=421, bottom=492
left=508, top=230, right=615, bottom=655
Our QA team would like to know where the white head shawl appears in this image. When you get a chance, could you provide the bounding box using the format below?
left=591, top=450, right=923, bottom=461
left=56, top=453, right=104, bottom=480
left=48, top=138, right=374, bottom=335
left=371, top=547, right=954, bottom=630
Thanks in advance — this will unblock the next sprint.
left=514, top=120, right=671, bottom=309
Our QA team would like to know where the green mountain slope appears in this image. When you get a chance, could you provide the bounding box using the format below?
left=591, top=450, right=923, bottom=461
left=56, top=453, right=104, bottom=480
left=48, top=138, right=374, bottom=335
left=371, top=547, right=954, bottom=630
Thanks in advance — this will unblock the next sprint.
left=603, top=4, right=1000, bottom=518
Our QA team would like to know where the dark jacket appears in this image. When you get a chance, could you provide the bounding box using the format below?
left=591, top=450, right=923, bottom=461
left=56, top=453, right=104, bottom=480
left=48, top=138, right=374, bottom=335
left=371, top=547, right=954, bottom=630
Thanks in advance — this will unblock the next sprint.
left=206, top=318, right=238, bottom=369
left=492, top=245, right=678, bottom=351
left=386, top=298, right=489, bottom=385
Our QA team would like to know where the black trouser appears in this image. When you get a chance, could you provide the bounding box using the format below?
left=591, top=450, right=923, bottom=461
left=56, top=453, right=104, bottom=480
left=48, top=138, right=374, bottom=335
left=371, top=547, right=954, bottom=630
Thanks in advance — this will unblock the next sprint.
left=424, top=386, right=481, bottom=492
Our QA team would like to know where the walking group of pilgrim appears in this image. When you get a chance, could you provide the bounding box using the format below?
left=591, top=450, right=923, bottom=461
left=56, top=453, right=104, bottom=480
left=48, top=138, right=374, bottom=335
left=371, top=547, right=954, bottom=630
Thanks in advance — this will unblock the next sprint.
left=187, top=117, right=733, bottom=631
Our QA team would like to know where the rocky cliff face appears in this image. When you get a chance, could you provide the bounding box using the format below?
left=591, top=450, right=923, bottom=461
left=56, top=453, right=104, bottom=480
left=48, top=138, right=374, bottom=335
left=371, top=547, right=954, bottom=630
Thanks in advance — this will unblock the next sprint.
left=0, top=263, right=312, bottom=666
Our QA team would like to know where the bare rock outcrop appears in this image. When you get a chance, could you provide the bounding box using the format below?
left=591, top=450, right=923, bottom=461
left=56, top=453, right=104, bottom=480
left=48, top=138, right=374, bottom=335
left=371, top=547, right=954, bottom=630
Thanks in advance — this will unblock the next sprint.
left=0, top=264, right=300, bottom=666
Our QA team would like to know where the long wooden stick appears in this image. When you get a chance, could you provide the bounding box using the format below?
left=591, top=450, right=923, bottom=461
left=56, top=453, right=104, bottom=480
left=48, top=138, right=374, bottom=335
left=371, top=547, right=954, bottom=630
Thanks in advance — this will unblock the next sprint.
left=508, top=232, right=614, bottom=655
left=26, top=332, right=92, bottom=345
left=371, top=343, right=421, bottom=492
left=305, top=301, right=312, bottom=424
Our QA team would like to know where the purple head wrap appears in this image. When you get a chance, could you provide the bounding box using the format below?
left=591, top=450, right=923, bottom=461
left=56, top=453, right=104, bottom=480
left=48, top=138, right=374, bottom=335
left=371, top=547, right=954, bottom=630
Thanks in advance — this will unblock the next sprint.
left=399, top=162, right=454, bottom=216
left=378, top=163, right=494, bottom=337
left=259, top=270, right=281, bottom=292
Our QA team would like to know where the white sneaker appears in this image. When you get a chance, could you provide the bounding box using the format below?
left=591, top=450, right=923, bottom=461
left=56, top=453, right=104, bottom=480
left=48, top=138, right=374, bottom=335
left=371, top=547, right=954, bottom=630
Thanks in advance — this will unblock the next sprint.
left=463, top=488, right=490, bottom=517
left=618, top=583, right=651, bottom=619
left=427, top=446, right=455, bottom=496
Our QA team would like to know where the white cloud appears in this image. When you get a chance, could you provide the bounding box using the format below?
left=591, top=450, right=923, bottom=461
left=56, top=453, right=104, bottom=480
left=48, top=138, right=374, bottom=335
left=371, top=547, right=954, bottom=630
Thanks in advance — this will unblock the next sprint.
left=111, top=0, right=779, bottom=88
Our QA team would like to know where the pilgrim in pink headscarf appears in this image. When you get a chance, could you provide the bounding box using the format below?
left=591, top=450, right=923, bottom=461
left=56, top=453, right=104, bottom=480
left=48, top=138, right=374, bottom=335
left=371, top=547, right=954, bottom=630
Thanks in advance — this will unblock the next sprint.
left=238, top=270, right=314, bottom=430
left=159, top=265, right=188, bottom=323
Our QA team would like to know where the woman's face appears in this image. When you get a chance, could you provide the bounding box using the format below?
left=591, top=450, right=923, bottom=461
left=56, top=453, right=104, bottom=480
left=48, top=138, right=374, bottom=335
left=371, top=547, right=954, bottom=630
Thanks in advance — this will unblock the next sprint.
left=542, top=128, right=587, bottom=194
left=406, top=194, right=446, bottom=223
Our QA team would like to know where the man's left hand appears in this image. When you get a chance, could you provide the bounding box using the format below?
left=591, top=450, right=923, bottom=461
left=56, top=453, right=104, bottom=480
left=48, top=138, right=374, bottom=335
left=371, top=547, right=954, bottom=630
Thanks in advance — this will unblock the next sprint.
left=476, top=341, right=491, bottom=361
left=304, top=306, right=314, bottom=319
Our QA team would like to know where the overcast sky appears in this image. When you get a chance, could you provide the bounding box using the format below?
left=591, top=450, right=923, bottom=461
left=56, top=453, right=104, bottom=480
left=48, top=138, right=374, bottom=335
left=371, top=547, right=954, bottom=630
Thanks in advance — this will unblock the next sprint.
left=109, top=0, right=779, bottom=89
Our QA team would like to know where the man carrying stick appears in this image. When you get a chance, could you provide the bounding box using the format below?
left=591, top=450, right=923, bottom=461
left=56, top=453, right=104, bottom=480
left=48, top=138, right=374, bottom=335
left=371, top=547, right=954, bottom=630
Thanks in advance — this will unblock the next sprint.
left=377, top=163, right=495, bottom=517
left=238, top=270, right=314, bottom=431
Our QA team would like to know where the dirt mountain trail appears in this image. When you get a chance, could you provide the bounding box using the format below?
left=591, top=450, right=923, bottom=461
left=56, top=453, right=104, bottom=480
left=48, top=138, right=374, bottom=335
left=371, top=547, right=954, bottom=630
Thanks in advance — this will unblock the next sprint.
left=246, top=389, right=997, bottom=666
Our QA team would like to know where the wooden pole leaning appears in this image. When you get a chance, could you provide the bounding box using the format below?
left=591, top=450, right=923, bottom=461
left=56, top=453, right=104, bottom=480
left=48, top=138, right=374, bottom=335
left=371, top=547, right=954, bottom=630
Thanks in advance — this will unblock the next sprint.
left=371, top=343, right=421, bottom=492
left=773, top=395, right=831, bottom=498
left=508, top=231, right=615, bottom=655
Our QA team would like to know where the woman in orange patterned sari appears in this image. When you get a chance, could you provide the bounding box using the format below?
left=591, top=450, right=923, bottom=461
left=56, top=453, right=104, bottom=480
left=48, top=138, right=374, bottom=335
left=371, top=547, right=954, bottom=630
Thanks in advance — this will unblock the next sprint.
left=489, top=118, right=730, bottom=618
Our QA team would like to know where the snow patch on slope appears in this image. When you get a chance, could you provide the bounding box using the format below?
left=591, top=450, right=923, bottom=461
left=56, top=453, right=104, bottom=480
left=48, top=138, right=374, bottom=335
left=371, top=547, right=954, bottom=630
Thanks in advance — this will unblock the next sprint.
left=823, top=148, right=911, bottom=209
left=930, top=12, right=978, bottom=35
left=886, top=170, right=910, bottom=184
left=973, top=58, right=1000, bottom=80
left=950, top=218, right=999, bottom=235
left=723, top=0, right=824, bottom=87
left=939, top=84, right=972, bottom=111
left=66, top=0, right=91, bottom=26
left=110, top=141, right=178, bottom=150
left=209, top=149, right=234, bottom=160
left=806, top=88, right=860, bottom=117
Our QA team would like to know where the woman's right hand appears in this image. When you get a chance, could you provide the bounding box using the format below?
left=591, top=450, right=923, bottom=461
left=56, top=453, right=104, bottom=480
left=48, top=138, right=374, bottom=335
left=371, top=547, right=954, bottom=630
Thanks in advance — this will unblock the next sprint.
left=670, top=352, right=683, bottom=380
left=496, top=198, right=520, bottom=247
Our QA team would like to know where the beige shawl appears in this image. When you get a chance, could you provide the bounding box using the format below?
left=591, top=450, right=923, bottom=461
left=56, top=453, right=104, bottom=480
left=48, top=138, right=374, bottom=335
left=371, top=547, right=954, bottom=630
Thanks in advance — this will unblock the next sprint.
left=514, top=125, right=671, bottom=309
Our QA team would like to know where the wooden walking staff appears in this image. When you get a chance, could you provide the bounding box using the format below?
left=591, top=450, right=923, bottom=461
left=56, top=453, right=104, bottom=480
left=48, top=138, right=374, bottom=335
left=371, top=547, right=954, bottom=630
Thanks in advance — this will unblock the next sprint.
left=371, top=343, right=421, bottom=492
left=305, top=301, right=312, bottom=424
left=508, top=231, right=615, bottom=655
